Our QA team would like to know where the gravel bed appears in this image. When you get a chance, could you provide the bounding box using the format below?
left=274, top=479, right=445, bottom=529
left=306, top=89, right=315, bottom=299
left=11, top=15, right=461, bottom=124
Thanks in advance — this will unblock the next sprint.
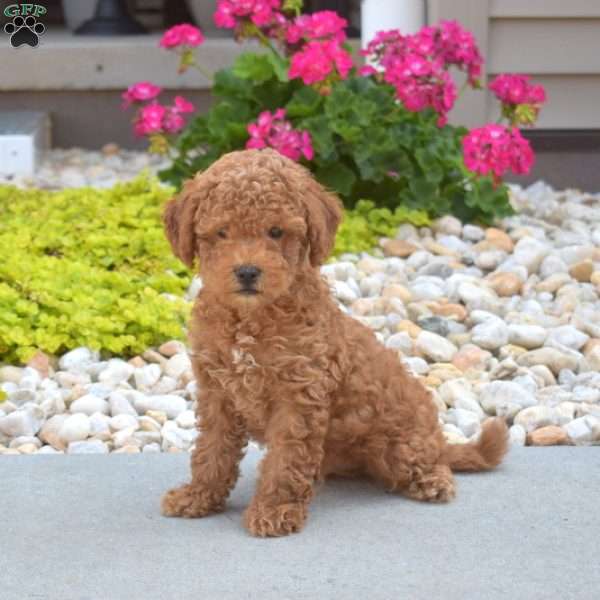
left=0, top=146, right=170, bottom=189
left=2, top=150, right=600, bottom=454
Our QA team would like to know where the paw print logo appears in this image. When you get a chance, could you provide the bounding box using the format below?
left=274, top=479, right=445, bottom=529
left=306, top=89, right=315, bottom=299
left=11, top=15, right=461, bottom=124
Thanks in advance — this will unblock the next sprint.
left=4, top=15, right=45, bottom=48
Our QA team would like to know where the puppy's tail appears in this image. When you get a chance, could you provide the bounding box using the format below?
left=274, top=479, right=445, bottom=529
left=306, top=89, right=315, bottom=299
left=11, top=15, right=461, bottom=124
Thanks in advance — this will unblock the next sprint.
left=444, top=418, right=509, bottom=472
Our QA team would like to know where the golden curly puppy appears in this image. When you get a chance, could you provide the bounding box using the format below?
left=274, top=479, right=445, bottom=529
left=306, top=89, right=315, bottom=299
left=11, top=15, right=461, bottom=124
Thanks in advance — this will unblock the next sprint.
left=160, top=148, right=508, bottom=537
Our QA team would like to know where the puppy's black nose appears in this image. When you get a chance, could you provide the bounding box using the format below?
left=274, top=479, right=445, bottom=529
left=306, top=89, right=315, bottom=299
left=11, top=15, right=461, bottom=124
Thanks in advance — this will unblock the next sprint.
left=234, top=265, right=261, bottom=287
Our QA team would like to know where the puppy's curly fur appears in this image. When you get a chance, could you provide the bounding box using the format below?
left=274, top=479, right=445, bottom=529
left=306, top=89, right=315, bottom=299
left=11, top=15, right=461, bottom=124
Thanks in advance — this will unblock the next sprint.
left=160, top=149, right=508, bottom=537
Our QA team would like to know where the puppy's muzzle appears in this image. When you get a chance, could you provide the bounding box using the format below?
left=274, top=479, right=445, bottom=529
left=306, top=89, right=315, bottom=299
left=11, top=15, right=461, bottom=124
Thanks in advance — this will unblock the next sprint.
left=234, top=264, right=262, bottom=294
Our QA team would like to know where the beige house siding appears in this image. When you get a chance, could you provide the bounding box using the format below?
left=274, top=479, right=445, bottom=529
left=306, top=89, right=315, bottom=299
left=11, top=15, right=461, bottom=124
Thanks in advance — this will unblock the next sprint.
left=428, top=0, right=600, bottom=128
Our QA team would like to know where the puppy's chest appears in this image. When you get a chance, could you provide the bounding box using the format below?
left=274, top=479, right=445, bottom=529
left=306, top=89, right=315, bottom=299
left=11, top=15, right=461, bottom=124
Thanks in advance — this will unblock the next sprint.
left=199, top=333, right=283, bottom=416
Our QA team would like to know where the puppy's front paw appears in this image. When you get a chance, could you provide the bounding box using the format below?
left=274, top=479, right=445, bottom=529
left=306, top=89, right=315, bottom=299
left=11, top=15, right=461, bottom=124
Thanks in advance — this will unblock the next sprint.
left=243, top=500, right=307, bottom=537
left=161, top=483, right=225, bottom=518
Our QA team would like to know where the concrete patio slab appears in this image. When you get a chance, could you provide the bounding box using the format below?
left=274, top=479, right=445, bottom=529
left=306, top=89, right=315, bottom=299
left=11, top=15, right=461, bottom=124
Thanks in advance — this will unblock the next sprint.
left=2, top=447, right=599, bottom=600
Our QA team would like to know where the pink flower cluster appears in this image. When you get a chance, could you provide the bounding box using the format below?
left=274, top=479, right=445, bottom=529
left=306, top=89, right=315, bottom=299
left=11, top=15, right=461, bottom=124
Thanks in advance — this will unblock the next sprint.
left=489, top=74, right=546, bottom=106
left=121, top=81, right=162, bottom=109
left=127, top=94, right=195, bottom=137
left=284, top=10, right=352, bottom=89
left=285, top=10, right=347, bottom=44
left=289, top=39, right=353, bottom=86
left=214, top=0, right=283, bottom=29
left=433, top=20, right=483, bottom=85
left=386, top=52, right=457, bottom=126
left=362, top=21, right=483, bottom=124
left=159, top=24, right=204, bottom=49
left=246, top=109, right=313, bottom=161
left=462, top=124, right=534, bottom=180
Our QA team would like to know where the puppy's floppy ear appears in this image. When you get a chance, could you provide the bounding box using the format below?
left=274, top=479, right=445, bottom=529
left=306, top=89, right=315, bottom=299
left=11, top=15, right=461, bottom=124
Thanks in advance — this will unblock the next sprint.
left=304, top=178, right=343, bottom=267
left=162, top=181, right=201, bottom=268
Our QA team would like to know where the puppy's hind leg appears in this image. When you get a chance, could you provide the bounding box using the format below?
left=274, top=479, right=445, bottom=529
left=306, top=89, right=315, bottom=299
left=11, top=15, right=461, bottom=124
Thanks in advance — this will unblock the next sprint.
left=403, top=462, right=455, bottom=503
left=364, top=435, right=456, bottom=503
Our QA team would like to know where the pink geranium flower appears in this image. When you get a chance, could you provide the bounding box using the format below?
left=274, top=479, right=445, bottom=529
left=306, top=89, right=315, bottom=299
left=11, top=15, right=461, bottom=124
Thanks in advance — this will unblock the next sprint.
left=489, top=74, right=546, bottom=106
left=289, top=39, right=353, bottom=86
left=214, top=0, right=282, bottom=29
left=435, top=20, right=483, bottom=85
left=489, top=74, right=546, bottom=126
left=286, top=10, right=347, bottom=44
left=159, top=24, right=204, bottom=49
left=463, top=124, right=534, bottom=180
left=246, top=109, right=313, bottom=161
left=362, top=21, right=484, bottom=123
left=173, top=96, right=195, bottom=113
left=121, top=81, right=162, bottom=108
left=134, top=103, right=167, bottom=136
left=132, top=95, right=195, bottom=137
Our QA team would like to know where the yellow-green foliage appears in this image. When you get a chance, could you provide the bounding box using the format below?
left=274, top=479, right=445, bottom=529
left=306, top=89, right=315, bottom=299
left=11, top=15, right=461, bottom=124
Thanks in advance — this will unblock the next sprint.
left=0, top=175, right=192, bottom=364
left=333, top=199, right=430, bottom=257
left=0, top=177, right=429, bottom=365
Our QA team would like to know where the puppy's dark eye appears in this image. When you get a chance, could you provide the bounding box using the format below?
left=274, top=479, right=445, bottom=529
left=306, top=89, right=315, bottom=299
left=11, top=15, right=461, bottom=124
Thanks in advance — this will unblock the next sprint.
left=217, top=229, right=227, bottom=239
left=268, top=226, right=283, bottom=239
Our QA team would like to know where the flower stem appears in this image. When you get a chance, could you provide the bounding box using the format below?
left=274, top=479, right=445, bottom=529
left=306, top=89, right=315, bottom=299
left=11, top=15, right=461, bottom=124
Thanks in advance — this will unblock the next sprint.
left=190, top=61, right=214, bottom=82
left=255, top=28, right=282, bottom=59
left=456, top=79, right=469, bottom=100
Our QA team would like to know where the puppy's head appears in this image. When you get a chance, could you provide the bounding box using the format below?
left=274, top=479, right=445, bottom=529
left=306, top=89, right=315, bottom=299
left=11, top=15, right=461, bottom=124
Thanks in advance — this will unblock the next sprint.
left=163, top=149, right=342, bottom=308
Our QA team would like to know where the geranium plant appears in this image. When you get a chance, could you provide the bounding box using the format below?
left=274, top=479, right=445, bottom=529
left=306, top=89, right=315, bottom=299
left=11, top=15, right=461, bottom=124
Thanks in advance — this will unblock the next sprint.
left=122, top=0, right=546, bottom=223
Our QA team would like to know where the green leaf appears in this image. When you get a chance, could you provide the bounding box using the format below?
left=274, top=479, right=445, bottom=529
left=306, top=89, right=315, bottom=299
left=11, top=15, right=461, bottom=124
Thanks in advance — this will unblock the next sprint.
left=300, top=115, right=336, bottom=160
left=232, top=53, right=275, bottom=84
left=266, top=52, right=290, bottom=83
left=315, top=163, right=357, bottom=196
left=285, top=87, right=323, bottom=118
left=212, top=69, right=254, bottom=101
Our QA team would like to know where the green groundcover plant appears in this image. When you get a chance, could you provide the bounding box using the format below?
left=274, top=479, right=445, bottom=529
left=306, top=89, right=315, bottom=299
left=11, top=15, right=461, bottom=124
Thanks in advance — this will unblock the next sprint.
left=0, top=176, right=190, bottom=363
left=123, top=0, right=546, bottom=223
left=0, top=176, right=427, bottom=364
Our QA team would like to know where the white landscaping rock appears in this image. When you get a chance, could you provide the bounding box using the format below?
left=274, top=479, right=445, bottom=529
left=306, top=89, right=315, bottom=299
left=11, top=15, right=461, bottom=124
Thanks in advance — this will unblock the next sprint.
left=161, top=422, right=197, bottom=451
left=113, top=427, right=140, bottom=449
left=0, top=405, right=44, bottom=438
left=508, top=324, right=547, bottom=349
left=480, top=381, right=537, bottom=419
left=132, top=394, right=188, bottom=419
left=108, top=391, right=138, bottom=417
left=98, top=359, right=134, bottom=386
left=58, top=347, right=100, bottom=373
left=517, top=348, right=580, bottom=375
left=164, top=354, right=192, bottom=380
left=509, top=424, right=526, bottom=446
left=175, top=410, right=196, bottom=429
left=385, top=332, right=413, bottom=353
left=402, top=357, right=429, bottom=375
left=563, top=416, right=598, bottom=445
left=67, top=440, right=109, bottom=454
left=133, top=364, right=162, bottom=390
left=415, top=331, right=458, bottom=363
left=0, top=366, right=24, bottom=384
left=333, top=280, right=358, bottom=303
left=545, top=326, right=589, bottom=351
left=471, top=318, right=509, bottom=351
left=58, top=414, right=91, bottom=443
left=514, top=406, right=556, bottom=432
left=69, top=394, right=109, bottom=416
left=89, top=413, right=111, bottom=437
left=443, top=408, right=481, bottom=438
left=109, top=414, right=139, bottom=432
left=438, top=379, right=484, bottom=418
left=512, top=237, right=549, bottom=274
left=457, top=282, right=499, bottom=310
